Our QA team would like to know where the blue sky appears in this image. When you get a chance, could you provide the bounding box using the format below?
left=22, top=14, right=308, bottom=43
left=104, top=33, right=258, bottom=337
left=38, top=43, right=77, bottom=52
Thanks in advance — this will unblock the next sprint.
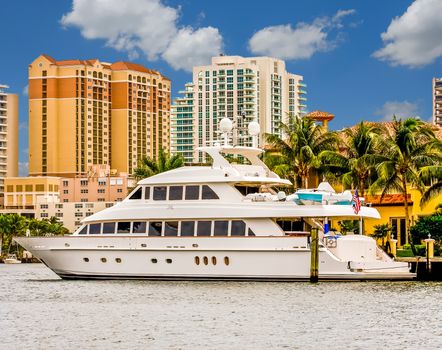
left=1, top=0, right=441, bottom=175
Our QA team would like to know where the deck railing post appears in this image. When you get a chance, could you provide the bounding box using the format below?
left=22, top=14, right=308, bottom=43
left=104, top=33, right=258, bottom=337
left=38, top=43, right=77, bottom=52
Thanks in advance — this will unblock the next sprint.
left=310, top=228, right=319, bottom=283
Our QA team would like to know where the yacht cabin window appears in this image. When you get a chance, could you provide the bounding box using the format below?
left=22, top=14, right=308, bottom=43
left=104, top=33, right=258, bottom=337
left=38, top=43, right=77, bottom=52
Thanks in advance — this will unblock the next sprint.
left=79, top=220, right=254, bottom=237
left=129, top=187, right=142, bottom=200
left=117, top=222, right=131, bottom=234
left=153, top=186, right=167, bottom=200
left=144, top=187, right=150, bottom=200
left=89, top=223, right=101, bottom=234
left=231, top=220, right=246, bottom=236
left=164, top=221, right=179, bottom=236
left=149, top=222, right=162, bottom=236
left=169, top=186, right=183, bottom=200
left=201, top=185, right=219, bottom=199
left=197, top=221, right=212, bottom=236
left=180, top=221, right=195, bottom=236
left=133, top=221, right=147, bottom=234
left=185, top=185, right=199, bottom=200
left=103, top=222, right=115, bottom=234
left=214, top=220, right=229, bottom=236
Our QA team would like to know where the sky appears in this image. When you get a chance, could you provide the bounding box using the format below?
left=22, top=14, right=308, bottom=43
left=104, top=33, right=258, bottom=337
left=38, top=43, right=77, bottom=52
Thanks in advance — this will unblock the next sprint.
left=0, top=0, right=441, bottom=176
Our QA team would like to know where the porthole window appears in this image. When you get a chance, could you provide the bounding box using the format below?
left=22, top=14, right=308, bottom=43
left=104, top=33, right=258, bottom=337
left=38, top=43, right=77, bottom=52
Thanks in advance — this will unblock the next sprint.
left=83, top=257, right=89, bottom=262
left=212, top=256, right=217, bottom=265
left=166, top=258, right=172, bottom=264
left=203, top=256, right=208, bottom=265
left=224, top=256, right=230, bottom=266
left=101, top=257, right=107, bottom=263
left=151, top=258, right=158, bottom=263
left=115, top=258, right=122, bottom=263
left=195, top=256, right=200, bottom=265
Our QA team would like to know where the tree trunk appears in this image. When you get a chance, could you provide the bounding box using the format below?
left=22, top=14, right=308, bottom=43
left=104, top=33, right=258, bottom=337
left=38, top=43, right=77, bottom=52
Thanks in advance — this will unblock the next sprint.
left=402, top=177, right=416, bottom=255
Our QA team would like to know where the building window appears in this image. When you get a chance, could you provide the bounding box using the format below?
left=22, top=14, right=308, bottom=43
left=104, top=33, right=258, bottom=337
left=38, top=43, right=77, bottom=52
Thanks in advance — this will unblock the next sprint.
left=36, top=184, right=45, bottom=192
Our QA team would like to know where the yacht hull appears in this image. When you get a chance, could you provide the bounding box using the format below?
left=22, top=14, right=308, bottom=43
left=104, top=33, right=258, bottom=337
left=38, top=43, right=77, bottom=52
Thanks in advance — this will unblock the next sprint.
left=14, top=236, right=415, bottom=281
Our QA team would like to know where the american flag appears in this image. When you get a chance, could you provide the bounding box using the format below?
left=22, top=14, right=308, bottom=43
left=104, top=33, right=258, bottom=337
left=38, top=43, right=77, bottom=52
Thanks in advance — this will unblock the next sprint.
left=352, top=189, right=361, bottom=215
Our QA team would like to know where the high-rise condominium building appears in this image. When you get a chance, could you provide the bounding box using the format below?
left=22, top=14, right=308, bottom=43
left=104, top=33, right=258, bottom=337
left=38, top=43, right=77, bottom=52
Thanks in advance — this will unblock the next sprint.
left=171, top=55, right=306, bottom=163
left=28, top=55, right=170, bottom=177
left=433, top=78, right=442, bottom=127
left=0, top=84, right=18, bottom=204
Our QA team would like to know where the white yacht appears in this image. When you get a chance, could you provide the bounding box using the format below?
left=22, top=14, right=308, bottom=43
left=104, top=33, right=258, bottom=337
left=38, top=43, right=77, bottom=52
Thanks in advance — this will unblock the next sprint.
left=15, top=119, right=414, bottom=281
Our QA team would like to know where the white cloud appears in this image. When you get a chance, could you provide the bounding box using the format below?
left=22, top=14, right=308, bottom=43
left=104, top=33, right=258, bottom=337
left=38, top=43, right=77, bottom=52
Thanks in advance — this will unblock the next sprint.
left=162, top=27, right=223, bottom=71
left=18, top=162, right=28, bottom=177
left=373, top=0, right=442, bottom=67
left=375, top=101, right=419, bottom=121
left=61, top=0, right=223, bottom=71
left=248, top=9, right=356, bottom=60
left=22, top=85, right=28, bottom=96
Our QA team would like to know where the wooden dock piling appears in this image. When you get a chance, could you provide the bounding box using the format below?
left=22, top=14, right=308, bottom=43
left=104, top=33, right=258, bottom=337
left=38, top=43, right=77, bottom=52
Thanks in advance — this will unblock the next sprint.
left=310, top=228, right=319, bottom=283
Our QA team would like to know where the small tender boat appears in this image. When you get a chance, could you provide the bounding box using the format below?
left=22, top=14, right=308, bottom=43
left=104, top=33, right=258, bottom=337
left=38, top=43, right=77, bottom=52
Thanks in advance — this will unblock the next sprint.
left=291, top=182, right=353, bottom=205
left=4, top=254, right=22, bottom=264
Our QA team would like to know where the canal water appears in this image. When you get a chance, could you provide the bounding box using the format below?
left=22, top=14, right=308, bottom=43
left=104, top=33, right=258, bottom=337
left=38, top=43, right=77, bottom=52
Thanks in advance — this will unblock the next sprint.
left=1, top=264, right=441, bottom=349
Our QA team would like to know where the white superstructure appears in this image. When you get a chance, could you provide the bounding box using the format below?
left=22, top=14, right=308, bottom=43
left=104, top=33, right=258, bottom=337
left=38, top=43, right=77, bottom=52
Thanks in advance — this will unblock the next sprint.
left=15, top=119, right=414, bottom=281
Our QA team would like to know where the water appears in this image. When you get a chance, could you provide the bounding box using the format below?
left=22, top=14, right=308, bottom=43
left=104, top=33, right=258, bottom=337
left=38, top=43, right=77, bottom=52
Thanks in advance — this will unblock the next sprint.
left=0, top=264, right=441, bottom=350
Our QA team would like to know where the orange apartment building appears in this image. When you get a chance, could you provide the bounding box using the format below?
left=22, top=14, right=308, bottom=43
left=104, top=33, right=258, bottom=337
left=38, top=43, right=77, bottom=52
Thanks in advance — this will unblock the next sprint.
left=28, top=54, right=171, bottom=178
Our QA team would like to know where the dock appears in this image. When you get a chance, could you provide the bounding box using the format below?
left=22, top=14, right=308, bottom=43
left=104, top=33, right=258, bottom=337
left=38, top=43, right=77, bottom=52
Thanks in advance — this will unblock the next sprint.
left=396, top=257, right=442, bottom=281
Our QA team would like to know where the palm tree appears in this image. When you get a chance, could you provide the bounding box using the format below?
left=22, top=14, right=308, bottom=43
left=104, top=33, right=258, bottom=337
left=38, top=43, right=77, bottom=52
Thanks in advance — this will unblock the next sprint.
left=0, top=214, right=28, bottom=254
left=419, top=165, right=442, bottom=209
left=320, top=121, right=383, bottom=198
left=44, top=217, right=69, bottom=236
left=133, top=149, right=184, bottom=181
left=264, top=114, right=339, bottom=189
left=369, top=117, right=442, bottom=253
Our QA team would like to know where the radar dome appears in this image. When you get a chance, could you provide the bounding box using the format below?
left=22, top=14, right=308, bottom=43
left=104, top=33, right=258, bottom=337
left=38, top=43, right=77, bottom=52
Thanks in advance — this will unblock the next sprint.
left=248, top=121, right=260, bottom=136
left=219, top=118, right=233, bottom=133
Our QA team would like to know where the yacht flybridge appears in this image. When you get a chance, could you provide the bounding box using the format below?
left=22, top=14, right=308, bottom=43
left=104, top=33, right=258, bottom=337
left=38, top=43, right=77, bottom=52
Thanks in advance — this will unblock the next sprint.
left=15, top=118, right=415, bottom=280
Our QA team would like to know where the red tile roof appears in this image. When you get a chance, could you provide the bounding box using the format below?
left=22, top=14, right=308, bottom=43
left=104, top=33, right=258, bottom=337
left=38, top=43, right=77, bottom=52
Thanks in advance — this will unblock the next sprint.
left=305, top=110, right=335, bottom=121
